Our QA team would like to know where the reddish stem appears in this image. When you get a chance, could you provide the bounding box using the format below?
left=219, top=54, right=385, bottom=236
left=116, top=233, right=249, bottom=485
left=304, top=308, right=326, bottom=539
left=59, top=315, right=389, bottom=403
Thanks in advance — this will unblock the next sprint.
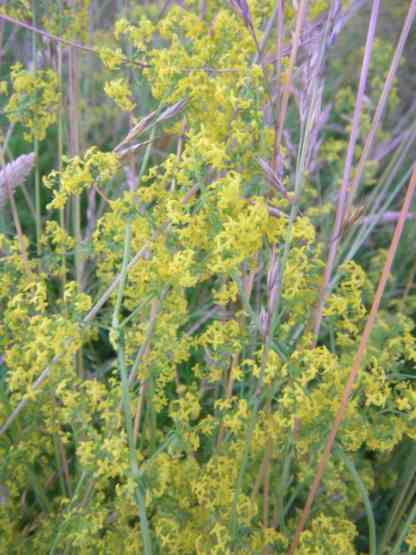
left=288, top=164, right=416, bottom=555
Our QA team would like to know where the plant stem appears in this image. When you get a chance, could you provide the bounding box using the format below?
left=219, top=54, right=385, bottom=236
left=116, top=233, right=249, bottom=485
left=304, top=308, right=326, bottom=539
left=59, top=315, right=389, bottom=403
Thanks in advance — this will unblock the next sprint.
left=312, top=0, right=380, bottom=340
left=390, top=500, right=416, bottom=555
left=112, top=223, right=153, bottom=555
left=32, top=1, right=41, bottom=254
left=288, top=164, right=416, bottom=555
left=57, top=1, right=66, bottom=298
left=334, top=445, right=376, bottom=555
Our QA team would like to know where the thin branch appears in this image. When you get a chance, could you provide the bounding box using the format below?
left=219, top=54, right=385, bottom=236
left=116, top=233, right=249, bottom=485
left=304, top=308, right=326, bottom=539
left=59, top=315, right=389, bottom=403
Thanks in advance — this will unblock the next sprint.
left=0, top=13, right=148, bottom=68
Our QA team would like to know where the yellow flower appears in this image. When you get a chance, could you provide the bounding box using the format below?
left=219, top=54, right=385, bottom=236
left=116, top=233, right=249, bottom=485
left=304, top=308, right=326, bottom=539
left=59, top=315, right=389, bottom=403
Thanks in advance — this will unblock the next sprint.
left=104, top=78, right=135, bottom=112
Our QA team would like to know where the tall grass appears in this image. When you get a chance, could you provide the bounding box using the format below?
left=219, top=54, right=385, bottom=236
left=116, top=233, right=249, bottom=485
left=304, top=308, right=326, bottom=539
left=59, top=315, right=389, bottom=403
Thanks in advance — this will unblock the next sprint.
left=0, top=1, right=415, bottom=553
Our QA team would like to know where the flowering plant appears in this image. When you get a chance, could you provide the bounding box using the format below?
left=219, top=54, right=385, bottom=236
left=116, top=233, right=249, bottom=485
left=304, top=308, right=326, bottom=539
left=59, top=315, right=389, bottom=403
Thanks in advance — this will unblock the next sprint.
left=0, top=1, right=416, bottom=553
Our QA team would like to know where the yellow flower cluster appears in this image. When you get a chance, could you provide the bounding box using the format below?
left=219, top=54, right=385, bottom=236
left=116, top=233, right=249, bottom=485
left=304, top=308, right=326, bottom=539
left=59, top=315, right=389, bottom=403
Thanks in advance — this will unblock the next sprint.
left=0, top=0, right=31, bottom=19
left=104, top=78, right=135, bottom=112
left=45, top=147, right=120, bottom=209
left=1, top=2, right=415, bottom=554
left=5, top=63, right=59, bottom=141
left=42, top=0, right=90, bottom=41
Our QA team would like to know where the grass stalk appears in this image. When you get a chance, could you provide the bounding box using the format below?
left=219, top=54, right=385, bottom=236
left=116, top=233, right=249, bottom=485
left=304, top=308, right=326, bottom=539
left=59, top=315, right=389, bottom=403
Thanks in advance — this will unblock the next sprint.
left=57, top=2, right=67, bottom=297
left=68, top=46, right=82, bottom=282
left=312, top=0, right=380, bottom=340
left=273, top=0, right=308, bottom=176
left=340, top=163, right=414, bottom=272
left=271, top=0, right=284, bottom=175
left=379, top=444, right=416, bottom=553
left=31, top=1, right=42, bottom=255
left=9, top=189, right=30, bottom=273
left=288, top=164, right=416, bottom=555
left=347, top=0, right=416, bottom=211
left=389, top=500, right=416, bottom=555
left=336, top=118, right=416, bottom=269
left=334, top=444, right=376, bottom=555
left=112, top=223, right=153, bottom=555
left=49, top=471, right=88, bottom=554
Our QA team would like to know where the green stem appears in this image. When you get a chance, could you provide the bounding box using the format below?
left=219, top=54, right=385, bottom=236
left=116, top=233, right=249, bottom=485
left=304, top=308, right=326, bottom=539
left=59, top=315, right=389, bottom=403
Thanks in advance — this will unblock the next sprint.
left=334, top=445, right=376, bottom=555
left=390, top=500, right=416, bottom=555
left=229, top=378, right=284, bottom=547
left=112, top=223, right=153, bottom=555
left=229, top=395, right=262, bottom=544
left=49, top=471, right=88, bottom=555
left=276, top=442, right=293, bottom=534
left=138, top=126, right=156, bottom=182
left=379, top=444, right=416, bottom=553
left=52, top=433, right=67, bottom=497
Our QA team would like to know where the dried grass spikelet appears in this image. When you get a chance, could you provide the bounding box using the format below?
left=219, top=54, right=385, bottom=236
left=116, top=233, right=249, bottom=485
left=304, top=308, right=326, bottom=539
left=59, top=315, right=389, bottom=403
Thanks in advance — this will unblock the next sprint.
left=0, top=152, right=35, bottom=208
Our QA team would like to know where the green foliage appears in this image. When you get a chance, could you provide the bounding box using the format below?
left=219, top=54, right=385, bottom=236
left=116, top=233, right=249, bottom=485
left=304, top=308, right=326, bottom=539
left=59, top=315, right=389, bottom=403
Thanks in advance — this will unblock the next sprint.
left=0, top=1, right=415, bottom=554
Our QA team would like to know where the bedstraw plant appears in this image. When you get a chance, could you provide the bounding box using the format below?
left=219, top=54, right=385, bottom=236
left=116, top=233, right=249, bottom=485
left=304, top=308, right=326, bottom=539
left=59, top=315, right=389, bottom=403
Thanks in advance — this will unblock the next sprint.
left=0, top=1, right=416, bottom=553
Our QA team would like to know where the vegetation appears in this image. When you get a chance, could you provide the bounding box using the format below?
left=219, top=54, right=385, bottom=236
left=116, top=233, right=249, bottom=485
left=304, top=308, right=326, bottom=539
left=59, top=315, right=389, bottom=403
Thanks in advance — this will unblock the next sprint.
left=0, top=1, right=416, bottom=553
